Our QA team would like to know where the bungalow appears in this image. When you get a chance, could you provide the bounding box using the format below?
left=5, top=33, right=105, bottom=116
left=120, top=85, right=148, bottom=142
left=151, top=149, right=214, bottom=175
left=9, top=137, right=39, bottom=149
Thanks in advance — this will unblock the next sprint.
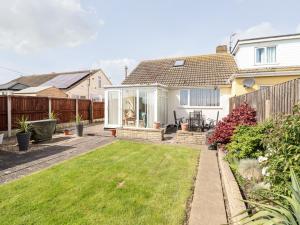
left=104, top=46, right=238, bottom=129
left=0, top=69, right=112, bottom=100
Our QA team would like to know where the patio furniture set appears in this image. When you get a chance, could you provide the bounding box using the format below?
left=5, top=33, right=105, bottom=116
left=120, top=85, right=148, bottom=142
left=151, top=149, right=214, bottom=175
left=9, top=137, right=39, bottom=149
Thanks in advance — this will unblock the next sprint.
left=173, top=110, right=219, bottom=132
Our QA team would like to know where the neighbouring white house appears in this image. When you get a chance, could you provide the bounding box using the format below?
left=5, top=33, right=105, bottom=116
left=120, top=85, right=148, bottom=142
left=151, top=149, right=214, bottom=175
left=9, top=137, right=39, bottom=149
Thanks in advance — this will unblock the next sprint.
left=0, top=69, right=112, bottom=100
left=230, top=33, right=300, bottom=96
left=104, top=46, right=238, bottom=129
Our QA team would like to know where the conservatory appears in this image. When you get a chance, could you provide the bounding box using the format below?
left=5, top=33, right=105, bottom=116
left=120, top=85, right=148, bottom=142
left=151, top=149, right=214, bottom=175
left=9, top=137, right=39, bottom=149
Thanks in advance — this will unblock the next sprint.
left=104, top=84, right=168, bottom=129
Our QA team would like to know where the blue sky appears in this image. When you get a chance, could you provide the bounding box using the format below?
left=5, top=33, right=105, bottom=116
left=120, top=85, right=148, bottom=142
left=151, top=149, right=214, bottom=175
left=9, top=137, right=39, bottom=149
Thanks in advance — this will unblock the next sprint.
left=0, top=0, right=299, bottom=85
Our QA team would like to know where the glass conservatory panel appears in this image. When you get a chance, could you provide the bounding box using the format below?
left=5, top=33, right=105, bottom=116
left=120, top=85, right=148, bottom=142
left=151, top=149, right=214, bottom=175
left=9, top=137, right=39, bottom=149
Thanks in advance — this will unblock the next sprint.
left=157, top=89, right=167, bottom=126
left=108, top=91, right=119, bottom=125
left=122, top=89, right=137, bottom=127
left=139, top=89, right=155, bottom=128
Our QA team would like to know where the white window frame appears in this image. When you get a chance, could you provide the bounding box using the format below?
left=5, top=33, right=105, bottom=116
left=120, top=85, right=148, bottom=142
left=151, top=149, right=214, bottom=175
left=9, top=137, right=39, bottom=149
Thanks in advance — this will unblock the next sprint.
left=179, top=89, right=189, bottom=106
left=179, top=88, right=221, bottom=108
left=255, top=46, right=277, bottom=65
left=98, top=76, right=102, bottom=89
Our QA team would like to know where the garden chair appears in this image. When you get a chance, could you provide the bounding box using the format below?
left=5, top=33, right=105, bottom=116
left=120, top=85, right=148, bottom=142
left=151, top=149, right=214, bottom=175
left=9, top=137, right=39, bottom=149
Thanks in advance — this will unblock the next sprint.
left=173, top=110, right=183, bottom=130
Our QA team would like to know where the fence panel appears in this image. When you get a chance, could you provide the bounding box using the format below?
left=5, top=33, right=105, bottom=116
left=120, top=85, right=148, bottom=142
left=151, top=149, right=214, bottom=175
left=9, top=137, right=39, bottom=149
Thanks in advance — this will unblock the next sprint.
left=0, top=96, right=7, bottom=131
left=51, top=98, right=76, bottom=123
left=11, top=96, right=49, bottom=128
left=78, top=99, right=91, bottom=120
left=230, top=79, right=300, bottom=122
left=93, top=102, right=104, bottom=119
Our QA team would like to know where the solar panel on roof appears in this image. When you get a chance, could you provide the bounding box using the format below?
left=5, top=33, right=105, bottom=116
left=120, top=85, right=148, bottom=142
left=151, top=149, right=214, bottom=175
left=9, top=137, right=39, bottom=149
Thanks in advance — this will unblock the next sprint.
left=40, top=72, right=89, bottom=89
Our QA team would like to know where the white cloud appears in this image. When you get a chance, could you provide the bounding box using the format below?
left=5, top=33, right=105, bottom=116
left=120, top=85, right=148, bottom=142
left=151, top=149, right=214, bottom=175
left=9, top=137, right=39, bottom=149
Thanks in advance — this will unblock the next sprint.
left=235, top=22, right=279, bottom=40
left=0, top=0, right=102, bottom=53
left=93, top=58, right=138, bottom=85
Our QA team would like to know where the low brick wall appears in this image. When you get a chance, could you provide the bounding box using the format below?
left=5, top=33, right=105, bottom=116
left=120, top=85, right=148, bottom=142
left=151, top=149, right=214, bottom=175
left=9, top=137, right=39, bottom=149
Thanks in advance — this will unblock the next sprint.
left=218, top=149, right=247, bottom=224
left=176, top=131, right=206, bottom=145
left=116, top=127, right=164, bottom=142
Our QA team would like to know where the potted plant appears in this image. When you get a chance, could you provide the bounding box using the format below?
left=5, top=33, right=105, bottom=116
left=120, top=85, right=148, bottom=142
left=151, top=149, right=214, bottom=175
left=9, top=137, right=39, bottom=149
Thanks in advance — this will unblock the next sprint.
left=75, top=115, right=84, bottom=137
left=16, top=116, right=31, bottom=151
left=64, top=129, right=71, bottom=135
left=153, top=122, right=161, bottom=129
left=181, top=123, right=189, bottom=131
left=0, top=133, right=3, bottom=145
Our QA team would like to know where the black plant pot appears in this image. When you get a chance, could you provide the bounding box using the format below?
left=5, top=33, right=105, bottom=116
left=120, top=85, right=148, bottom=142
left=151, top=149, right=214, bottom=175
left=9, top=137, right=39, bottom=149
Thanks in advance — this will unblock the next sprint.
left=16, top=132, right=31, bottom=151
left=76, top=124, right=84, bottom=137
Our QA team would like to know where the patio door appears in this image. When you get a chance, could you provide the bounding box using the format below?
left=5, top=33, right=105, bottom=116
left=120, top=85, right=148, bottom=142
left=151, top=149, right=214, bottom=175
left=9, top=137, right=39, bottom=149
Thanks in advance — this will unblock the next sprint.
left=107, top=90, right=120, bottom=127
left=139, top=90, right=155, bottom=128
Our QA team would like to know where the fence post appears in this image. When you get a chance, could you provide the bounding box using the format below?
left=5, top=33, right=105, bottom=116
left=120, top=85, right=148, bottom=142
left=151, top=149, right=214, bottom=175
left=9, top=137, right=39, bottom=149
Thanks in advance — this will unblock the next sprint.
left=48, top=98, right=52, bottom=118
left=76, top=98, right=79, bottom=119
left=7, top=95, right=12, bottom=137
left=265, top=99, right=271, bottom=120
left=90, top=100, right=94, bottom=123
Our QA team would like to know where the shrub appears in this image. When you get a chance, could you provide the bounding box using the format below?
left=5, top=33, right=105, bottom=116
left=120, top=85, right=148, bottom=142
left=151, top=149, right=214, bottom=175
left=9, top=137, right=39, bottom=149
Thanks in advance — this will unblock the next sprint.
left=262, top=104, right=300, bottom=195
left=238, top=159, right=262, bottom=182
left=208, top=103, right=256, bottom=144
left=226, top=122, right=272, bottom=161
left=240, top=170, right=300, bottom=225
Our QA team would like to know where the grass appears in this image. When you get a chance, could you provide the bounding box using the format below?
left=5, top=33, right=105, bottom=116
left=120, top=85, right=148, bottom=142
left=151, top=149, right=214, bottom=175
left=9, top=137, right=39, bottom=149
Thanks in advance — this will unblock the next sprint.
left=0, top=140, right=200, bottom=225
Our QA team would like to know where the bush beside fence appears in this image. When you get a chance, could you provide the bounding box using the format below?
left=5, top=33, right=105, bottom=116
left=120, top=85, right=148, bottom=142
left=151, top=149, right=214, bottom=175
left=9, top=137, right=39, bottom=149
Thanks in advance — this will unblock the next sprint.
left=230, top=78, right=300, bottom=122
left=0, top=95, right=104, bottom=133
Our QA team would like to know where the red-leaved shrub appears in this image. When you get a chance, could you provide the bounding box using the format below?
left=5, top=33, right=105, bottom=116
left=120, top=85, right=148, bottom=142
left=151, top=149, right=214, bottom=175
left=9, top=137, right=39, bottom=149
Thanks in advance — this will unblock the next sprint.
left=208, top=103, right=256, bottom=144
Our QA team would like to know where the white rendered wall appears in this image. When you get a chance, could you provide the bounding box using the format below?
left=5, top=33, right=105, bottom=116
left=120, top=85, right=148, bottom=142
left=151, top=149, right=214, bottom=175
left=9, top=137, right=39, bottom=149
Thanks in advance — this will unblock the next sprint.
left=235, top=38, right=300, bottom=69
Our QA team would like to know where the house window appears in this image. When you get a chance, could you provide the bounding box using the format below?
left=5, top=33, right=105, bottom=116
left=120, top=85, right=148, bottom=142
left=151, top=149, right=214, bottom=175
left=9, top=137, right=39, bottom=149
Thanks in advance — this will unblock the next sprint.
left=98, top=77, right=101, bottom=88
left=180, top=88, right=220, bottom=107
left=255, top=46, right=276, bottom=64
left=180, top=90, right=188, bottom=105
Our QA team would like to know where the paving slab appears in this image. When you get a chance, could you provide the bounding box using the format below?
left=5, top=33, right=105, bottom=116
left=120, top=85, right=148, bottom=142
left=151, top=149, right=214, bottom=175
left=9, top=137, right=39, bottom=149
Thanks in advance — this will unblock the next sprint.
left=189, top=146, right=227, bottom=225
left=0, top=124, right=115, bottom=184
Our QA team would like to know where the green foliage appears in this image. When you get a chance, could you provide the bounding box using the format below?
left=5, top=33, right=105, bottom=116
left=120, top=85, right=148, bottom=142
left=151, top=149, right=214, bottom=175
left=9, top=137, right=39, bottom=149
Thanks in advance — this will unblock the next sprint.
left=263, top=105, right=300, bottom=195
left=17, top=116, right=31, bottom=133
left=226, top=122, right=272, bottom=162
left=240, top=170, right=300, bottom=225
left=75, top=114, right=83, bottom=124
left=49, top=111, right=57, bottom=120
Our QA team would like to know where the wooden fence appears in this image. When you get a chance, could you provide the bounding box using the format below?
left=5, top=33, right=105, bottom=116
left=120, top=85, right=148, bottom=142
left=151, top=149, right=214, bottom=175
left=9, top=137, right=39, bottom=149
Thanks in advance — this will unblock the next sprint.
left=230, top=78, right=300, bottom=122
left=0, top=95, right=104, bottom=132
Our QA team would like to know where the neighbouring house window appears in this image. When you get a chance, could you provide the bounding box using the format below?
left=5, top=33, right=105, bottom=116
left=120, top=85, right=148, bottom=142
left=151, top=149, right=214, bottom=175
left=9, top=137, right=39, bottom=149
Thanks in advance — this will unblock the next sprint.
left=255, top=46, right=276, bottom=64
left=180, top=88, right=220, bottom=107
left=98, top=77, right=101, bottom=88
left=180, top=90, right=188, bottom=105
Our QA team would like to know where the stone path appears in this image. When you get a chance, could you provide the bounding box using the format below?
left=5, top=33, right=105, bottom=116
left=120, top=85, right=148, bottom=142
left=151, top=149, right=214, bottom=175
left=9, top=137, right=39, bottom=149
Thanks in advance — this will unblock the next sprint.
left=0, top=124, right=114, bottom=184
left=189, top=146, right=227, bottom=225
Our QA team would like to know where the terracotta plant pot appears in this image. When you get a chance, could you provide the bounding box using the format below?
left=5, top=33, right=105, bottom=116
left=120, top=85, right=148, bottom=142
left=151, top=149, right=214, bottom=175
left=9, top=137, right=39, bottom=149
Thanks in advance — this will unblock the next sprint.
left=110, top=129, right=116, bottom=137
left=181, top=123, right=189, bottom=131
left=153, top=122, right=161, bottom=129
left=64, top=129, right=70, bottom=135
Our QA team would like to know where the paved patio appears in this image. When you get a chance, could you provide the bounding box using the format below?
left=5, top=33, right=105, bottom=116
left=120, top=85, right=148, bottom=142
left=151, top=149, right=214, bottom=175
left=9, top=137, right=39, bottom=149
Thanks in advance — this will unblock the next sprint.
left=0, top=124, right=114, bottom=184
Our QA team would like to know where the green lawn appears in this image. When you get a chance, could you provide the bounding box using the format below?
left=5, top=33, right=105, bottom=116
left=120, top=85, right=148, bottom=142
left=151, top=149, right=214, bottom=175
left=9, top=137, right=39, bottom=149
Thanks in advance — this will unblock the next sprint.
left=0, top=140, right=199, bottom=225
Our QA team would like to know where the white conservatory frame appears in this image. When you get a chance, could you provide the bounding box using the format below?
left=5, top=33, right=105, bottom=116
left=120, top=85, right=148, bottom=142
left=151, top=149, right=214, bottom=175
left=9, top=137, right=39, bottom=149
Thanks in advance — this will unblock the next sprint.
left=104, top=84, right=168, bottom=129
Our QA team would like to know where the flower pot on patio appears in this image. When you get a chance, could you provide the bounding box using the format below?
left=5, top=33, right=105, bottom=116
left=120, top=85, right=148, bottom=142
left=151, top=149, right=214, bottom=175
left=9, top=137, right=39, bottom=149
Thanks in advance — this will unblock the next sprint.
left=110, top=129, right=116, bottom=137
left=64, top=129, right=71, bottom=135
left=76, top=124, right=84, bottom=137
left=181, top=123, right=188, bottom=131
left=0, top=133, right=4, bottom=144
left=153, top=122, right=161, bottom=129
left=16, top=132, right=31, bottom=151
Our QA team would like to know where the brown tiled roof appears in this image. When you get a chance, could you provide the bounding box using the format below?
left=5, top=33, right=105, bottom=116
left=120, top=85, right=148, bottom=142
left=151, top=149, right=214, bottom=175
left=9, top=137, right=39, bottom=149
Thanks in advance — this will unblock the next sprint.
left=5, top=69, right=100, bottom=87
left=122, top=53, right=238, bottom=87
left=238, top=66, right=300, bottom=74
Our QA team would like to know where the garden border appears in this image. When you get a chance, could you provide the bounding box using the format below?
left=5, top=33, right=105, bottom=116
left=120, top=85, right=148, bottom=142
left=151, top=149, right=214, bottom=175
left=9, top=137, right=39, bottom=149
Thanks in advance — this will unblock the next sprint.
left=218, top=149, right=247, bottom=224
